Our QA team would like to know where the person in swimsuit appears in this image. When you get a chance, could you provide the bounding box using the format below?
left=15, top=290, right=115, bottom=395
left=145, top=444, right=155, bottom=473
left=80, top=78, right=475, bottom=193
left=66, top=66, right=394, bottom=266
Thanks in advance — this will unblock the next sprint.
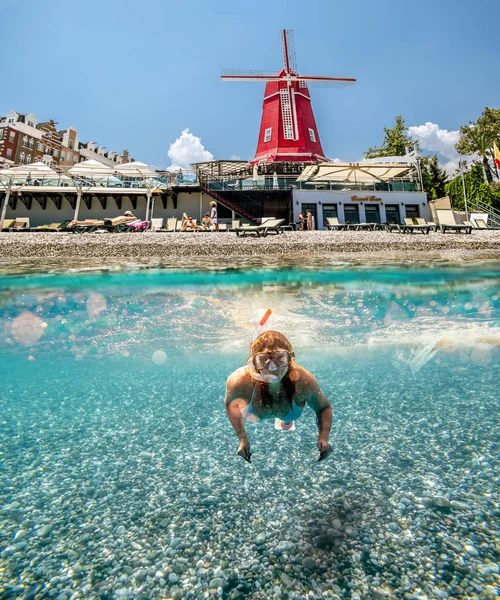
left=225, top=330, right=332, bottom=463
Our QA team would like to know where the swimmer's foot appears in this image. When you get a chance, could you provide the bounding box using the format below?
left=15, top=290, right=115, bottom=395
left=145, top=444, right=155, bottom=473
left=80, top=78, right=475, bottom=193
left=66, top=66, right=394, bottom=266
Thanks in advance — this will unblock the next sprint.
left=274, top=419, right=295, bottom=432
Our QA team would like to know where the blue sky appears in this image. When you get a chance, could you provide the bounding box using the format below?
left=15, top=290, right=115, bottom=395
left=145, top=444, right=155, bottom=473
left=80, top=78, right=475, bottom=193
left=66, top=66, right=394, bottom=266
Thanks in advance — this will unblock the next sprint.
left=1, top=0, right=499, bottom=170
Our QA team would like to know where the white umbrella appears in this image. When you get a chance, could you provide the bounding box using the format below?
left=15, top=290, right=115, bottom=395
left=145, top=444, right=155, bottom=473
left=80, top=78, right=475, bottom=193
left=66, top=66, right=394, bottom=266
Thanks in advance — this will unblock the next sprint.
left=115, top=161, right=157, bottom=178
left=0, top=161, right=60, bottom=179
left=68, top=159, right=115, bottom=178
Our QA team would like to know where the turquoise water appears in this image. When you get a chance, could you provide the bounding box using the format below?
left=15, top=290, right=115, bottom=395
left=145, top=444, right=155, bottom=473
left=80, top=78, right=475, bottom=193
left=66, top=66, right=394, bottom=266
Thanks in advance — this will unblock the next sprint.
left=1, top=264, right=499, bottom=599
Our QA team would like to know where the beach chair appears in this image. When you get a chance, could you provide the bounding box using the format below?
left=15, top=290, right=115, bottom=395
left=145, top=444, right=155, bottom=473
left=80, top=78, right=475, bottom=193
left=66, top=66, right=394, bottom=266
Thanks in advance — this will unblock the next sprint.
left=416, top=217, right=437, bottom=232
left=402, top=218, right=431, bottom=234
left=473, top=218, right=500, bottom=230
left=175, top=220, right=184, bottom=232
left=231, top=219, right=241, bottom=231
left=234, top=218, right=285, bottom=237
left=1, top=219, right=16, bottom=231
left=350, top=222, right=377, bottom=231
left=435, top=210, right=472, bottom=234
left=12, top=218, right=30, bottom=231
left=325, top=217, right=345, bottom=231
left=218, top=223, right=228, bottom=232
left=150, top=218, right=163, bottom=231
left=160, top=217, right=177, bottom=232
left=31, top=222, right=63, bottom=232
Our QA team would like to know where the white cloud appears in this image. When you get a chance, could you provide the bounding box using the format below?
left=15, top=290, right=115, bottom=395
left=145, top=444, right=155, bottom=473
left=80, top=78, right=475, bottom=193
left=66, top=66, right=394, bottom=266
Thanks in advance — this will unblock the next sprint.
left=167, top=129, right=213, bottom=169
left=408, top=122, right=459, bottom=160
left=408, top=122, right=462, bottom=174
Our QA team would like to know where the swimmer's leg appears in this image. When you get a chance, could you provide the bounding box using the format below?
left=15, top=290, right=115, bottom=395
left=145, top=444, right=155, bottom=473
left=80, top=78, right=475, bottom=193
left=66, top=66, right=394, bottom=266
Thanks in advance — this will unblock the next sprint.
left=274, top=419, right=295, bottom=432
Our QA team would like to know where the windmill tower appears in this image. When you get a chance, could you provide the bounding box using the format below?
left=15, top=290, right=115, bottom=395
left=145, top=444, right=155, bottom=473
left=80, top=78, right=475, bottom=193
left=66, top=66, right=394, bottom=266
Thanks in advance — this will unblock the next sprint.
left=222, top=30, right=356, bottom=165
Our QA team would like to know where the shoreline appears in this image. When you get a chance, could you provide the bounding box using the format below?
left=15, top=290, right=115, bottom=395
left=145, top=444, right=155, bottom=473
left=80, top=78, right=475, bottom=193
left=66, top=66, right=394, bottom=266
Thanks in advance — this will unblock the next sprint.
left=1, top=231, right=500, bottom=264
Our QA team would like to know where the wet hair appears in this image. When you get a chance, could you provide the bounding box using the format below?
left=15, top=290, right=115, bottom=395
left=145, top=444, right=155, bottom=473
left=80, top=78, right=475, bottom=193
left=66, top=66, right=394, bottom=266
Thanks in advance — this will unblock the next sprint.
left=250, top=330, right=293, bottom=355
left=250, top=331, right=295, bottom=409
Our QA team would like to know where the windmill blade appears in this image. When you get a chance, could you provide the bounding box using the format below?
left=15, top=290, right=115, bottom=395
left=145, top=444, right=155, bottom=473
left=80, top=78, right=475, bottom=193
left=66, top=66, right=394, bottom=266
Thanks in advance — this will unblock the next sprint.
left=282, top=30, right=297, bottom=73
left=297, top=76, right=356, bottom=88
left=221, top=69, right=279, bottom=78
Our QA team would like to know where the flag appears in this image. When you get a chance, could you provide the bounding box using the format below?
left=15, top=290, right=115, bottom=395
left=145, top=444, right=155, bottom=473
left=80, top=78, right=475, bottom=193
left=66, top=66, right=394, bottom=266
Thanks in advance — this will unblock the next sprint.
left=494, top=141, right=500, bottom=170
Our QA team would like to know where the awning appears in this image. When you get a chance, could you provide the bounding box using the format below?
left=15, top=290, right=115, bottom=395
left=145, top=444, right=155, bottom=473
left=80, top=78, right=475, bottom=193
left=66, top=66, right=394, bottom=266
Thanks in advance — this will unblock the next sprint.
left=115, top=161, right=157, bottom=178
left=296, top=162, right=415, bottom=183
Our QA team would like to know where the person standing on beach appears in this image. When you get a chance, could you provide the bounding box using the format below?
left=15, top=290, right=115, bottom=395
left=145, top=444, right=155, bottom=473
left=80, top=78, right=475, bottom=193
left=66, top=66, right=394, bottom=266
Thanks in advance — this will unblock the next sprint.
left=298, top=211, right=306, bottom=231
left=225, top=330, right=332, bottom=463
left=306, top=210, right=313, bottom=231
left=210, top=201, right=219, bottom=232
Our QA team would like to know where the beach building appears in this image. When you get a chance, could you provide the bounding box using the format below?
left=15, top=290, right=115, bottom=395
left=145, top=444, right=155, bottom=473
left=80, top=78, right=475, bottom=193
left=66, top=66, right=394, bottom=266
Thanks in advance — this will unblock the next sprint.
left=0, top=111, right=43, bottom=167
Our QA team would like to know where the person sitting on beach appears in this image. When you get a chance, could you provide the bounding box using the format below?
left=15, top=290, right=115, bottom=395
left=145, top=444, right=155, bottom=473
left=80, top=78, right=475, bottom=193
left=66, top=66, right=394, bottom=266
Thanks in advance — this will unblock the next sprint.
left=201, top=212, right=213, bottom=230
left=225, top=330, right=332, bottom=463
left=182, top=215, right=199, bottom=231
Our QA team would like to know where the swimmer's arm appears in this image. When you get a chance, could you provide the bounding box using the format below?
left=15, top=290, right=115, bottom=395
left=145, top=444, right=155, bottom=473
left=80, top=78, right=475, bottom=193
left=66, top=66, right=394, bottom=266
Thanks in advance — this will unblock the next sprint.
left=224, top=374, right=249, bottom=441
left=306, top=373, right=332, bottom=444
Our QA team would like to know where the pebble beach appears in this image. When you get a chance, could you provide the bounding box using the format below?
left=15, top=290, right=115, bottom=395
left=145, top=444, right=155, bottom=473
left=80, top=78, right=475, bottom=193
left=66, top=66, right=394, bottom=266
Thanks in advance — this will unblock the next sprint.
left=0, top=230, right=500, bottom=263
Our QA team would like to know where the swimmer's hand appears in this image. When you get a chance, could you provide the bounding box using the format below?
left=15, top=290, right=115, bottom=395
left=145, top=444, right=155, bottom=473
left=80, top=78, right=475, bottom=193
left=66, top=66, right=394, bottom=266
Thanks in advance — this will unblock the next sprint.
left=237, top=439, right=252, bottom=463
left=317, top=439, right=332, bottom=462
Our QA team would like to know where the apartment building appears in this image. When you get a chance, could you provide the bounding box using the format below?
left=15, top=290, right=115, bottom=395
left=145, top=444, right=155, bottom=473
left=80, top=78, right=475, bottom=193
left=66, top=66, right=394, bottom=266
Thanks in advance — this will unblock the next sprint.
left=0, top=111, right=43, bottom=166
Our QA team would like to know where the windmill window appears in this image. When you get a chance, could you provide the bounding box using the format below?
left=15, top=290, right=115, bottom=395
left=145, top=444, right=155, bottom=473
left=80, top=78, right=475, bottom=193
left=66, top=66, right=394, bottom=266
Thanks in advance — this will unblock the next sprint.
left=264, top=128, right=272, bottom=143
left=308, top=128, right=316, bottom=143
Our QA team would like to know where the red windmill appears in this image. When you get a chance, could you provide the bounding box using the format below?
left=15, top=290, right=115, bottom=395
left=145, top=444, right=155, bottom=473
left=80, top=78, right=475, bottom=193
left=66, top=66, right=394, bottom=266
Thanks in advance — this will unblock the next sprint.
left=221, top=30, right=356, bottom=165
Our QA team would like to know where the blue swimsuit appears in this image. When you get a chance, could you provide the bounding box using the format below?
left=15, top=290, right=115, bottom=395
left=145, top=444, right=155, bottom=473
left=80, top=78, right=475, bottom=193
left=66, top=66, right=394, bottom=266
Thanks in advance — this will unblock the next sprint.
left=241, top=383, right=304, bottom=423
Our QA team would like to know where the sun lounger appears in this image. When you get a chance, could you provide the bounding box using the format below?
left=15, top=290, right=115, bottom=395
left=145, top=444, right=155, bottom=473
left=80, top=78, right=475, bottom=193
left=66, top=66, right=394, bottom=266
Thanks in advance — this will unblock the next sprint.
left=150, top=218, right=163, bottom=231
left=326, top=217, right=346, bottom=231
left=435, top=209, right=472, bottom=234
left=231, top=219, right=241, bottom=231
left=234, top=218, right=285, bottom=237
left=473, top=218, right=500, bottom=230
left=158, top=217, right=178, bottom=232
left=402, top=218, right=431, bottom=234
left=386, top=222, right=402, bottom=232
left=415, top=217, right=437, bottom=232
left=1, top=219, right=16, bottom=231
left=348, top=222, right=377, bottom=231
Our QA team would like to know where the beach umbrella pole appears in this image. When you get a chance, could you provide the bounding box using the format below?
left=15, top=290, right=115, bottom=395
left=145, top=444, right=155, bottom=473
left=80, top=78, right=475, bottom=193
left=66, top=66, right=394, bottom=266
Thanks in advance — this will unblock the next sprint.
left=0, top=183, right=12, bottom=231
left=73, top=187, right=83, bottom=222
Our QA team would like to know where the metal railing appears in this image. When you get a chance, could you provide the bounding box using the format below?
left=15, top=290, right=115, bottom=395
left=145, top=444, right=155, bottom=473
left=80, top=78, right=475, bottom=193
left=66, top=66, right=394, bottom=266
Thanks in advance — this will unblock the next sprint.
left=473, top=199, right=500, bottom=227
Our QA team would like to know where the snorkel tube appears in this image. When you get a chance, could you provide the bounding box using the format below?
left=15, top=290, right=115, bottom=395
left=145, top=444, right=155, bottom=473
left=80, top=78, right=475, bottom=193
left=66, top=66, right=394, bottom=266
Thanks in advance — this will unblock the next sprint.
left=247, top=309, right=283, bottom=384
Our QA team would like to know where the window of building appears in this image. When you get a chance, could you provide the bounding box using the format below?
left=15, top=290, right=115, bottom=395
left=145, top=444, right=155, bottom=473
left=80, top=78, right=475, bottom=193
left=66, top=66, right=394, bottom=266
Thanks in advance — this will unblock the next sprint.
left=0, top=129, right=3, bottom=140
left=322, top=203, right=338, bottom=227
left=69, top=142, right=73, bottom=150
left=8, top=118, right=14, bottom=123
left=343, top=204, right=360, bottom=225
left=364, top=204, right=380, bottom=224
left=405, top=204, right=420, bottom=219
left=28, top=121, right=34, bottom=127
left=45, top=146, right=50, bottom=154
left=23, top=135, right=28, bottom=147
left=47, top=132, right=52, bottom=140
left=9, top=131, right=15, bottom=142
left=26, top=154, right=32, bottom=164
left=385, top=204, right=400, bottom=225
left=29, top=139, right=34, bottom=149
left=264, top=128, right=272, bottom=143
left=38, top=142, right=43, bottom=151
left=308, top=128, right=316, bottom=143
left=6, top=148, right=12, bottom=159
left=19, top=152, right=26, bottom=163
left=54, top=148, right=59, bottom=157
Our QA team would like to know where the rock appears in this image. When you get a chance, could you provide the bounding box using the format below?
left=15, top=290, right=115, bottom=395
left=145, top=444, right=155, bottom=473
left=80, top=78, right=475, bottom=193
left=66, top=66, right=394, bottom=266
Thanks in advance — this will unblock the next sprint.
left=302, top=557, right=317, bottom=570
left=209, top=577, right=224, bottom=588
left=450, top=501, right=472, bottom=511
left=315, top=534, right=337, bottom=549
left=464, top=544, right=479, bottom=557
left=280, top=572, right=293, bottom=588
left=116, top=525, right=126, bottom=535
left=254, top=533, right=266, bottom=546
left=168, top=573, right=179, bottom=583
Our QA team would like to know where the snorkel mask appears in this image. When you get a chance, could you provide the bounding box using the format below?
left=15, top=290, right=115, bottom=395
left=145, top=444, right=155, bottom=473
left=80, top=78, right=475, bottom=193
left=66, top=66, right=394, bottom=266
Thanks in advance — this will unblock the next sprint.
left=247, top=309, right=290, bottom=384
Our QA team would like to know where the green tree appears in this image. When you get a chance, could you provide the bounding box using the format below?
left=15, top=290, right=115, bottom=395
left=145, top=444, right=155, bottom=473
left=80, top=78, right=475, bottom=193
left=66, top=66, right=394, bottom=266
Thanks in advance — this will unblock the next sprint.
left=420, top=155, right=448, bottom=200
left=445, top=164, right=500, bottom=211
left=456, top=107, right=500, bottom=184
left=364, top=115, right=419, bottom=158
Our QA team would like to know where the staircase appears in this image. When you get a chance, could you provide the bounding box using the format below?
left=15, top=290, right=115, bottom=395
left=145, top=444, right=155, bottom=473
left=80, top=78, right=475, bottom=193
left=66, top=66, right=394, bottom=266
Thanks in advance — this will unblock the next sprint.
left=200, top=178, right=263, bottom=223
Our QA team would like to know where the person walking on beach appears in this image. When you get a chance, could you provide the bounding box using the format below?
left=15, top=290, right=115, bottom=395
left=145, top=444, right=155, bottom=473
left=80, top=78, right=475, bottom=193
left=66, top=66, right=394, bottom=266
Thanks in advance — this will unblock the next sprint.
left=210, top=201, right=219, bottom=232
left=306, top=210, right=313, bottom=231
left=225, top=330, right=332, bottom=463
